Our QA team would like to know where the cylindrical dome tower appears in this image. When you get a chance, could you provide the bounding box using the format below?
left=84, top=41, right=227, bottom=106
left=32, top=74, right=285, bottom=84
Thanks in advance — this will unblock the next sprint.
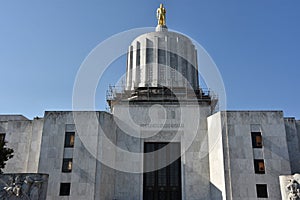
left=107, top=4, right=215, bottom=111
left=125, top=27, right=199, bottom=91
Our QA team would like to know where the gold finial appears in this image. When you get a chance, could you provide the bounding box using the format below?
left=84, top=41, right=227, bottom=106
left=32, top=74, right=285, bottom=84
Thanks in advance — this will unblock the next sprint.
left=156, top=3, right=166, bottom=26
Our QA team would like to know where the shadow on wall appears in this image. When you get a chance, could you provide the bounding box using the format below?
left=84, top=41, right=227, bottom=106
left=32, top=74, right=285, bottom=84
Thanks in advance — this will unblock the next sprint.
left=210, top=182, right=223, bottom=199
left=263, top=136, right=290, bottom=175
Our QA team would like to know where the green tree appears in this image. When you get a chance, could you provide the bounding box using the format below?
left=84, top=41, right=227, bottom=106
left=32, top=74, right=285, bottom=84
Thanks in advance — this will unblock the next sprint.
left=0, top=140, right=14, bottom=174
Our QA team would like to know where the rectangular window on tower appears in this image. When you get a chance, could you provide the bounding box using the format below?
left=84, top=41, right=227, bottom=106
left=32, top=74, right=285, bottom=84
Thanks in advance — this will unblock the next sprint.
left=256, top=184, right=268, bottom=198
left=170, top=52, right=178, bottom=71
left=136, top=42, right=140, bottom=67
left=59, top=183, right=71, bottom=196
left=254, top=159, right=265, bottom=174
left=251, top=132, right=263, bottom=148
left=64, top=132, right=75, bottom=148
left=181, top=58, right=187, bottom=80
left=146, top=39, right=154, bottom=64
left=146, top=48, right=154, bottom=64
left=129, top=46, right=133, bottom=69
left=62, top=158, right=73, bottom=173
left=158, top=49, right=166, bottom=65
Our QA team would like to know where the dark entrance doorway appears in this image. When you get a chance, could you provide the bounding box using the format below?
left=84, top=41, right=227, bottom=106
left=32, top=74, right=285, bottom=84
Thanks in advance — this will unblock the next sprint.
left=143, top=142, right=181, bottom=200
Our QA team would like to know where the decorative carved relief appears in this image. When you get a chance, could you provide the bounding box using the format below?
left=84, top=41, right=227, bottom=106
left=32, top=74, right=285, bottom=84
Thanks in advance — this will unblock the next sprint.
left=0, top=174, right=48, bottom=200
left=286, top=174, right=300, bottom=200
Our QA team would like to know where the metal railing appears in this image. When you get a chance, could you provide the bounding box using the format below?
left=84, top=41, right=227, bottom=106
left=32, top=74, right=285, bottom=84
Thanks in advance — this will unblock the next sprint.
left=107, top=85, right=216, bottom=101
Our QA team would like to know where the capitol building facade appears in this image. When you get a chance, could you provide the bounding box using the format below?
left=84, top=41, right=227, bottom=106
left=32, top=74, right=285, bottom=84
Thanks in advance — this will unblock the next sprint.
left=0, top=4, right=299, bottom=200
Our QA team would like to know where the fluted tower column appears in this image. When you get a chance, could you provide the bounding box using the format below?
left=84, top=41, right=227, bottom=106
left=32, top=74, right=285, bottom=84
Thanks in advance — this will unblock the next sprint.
left=125, top=19, right=199, bottom=91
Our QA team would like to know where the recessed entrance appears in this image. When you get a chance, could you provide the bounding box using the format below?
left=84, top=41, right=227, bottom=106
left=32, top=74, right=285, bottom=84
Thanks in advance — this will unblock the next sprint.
left=143, top=142, right=181, bottom=200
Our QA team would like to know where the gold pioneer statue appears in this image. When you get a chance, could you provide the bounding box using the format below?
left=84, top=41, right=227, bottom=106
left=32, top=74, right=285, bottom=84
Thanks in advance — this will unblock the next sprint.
left=156, top=4, right=166, bottom=26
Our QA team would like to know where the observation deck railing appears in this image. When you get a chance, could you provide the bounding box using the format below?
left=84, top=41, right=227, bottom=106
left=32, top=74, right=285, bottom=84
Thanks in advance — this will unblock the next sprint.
left=106, top=85, right=218, bottom=112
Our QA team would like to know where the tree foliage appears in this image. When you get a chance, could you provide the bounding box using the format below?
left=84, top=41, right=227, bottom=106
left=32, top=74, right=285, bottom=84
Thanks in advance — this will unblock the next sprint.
left=0, top=140, right=14, bottom=174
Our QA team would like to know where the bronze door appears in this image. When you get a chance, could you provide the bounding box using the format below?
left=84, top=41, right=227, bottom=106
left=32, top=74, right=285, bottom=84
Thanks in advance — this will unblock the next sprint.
left=143, top=143, right=181, bottom=200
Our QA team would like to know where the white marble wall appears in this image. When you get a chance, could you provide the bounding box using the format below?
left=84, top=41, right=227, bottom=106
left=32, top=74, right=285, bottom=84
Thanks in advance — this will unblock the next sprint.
left=207, top=112, right=226, bottom=199
left=208, top=111, right=291, bottom=200
left=38, top=111, right=116, bottom=200
left=0, top=116, right=43, bottom=173
left=284, top=118, right=300, bottom=174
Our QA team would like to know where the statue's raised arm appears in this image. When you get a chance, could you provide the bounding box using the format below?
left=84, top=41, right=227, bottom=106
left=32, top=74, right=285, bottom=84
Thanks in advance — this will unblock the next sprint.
left=156, top=4, right=166, bottom=26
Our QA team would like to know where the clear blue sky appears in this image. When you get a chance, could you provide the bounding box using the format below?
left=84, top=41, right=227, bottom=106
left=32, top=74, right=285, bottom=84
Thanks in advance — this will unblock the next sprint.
left=0, top=0, right=299, bottom=119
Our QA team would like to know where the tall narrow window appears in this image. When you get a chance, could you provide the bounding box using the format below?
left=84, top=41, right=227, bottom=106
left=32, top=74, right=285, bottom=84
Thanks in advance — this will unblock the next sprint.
left=0, top=134, right=5, bottom=143
left=190, top=64, right=197, bottom=89
left=146, top=48, right=153, bottom=64
left=128, top=46, right=133, bottom=86
left=254, top=159, right=265, bottom=174
left=64, top=132, right=75, bottom=148
left=136, top=42, right=141, bottom=85
left=251, top=132, right=263, bottom=148
left=136, top=42, right=140, bottom=67
left=158, top=46, right=166, bottom=82
left=62, top=158, right=73, bottom=173
left=256, top=184, right=268, bottom=198
left=146, top=39, right=154, bottom=64
left=146, top=39, right=154, bottom=86
left=170, top=52, right=178, bottom=71
left=181, top=58, right=187, bottom=81
left=170, top=52, right=178, bottom=85
left=158, top=49, right=166, bottom=65
left=129, top=46, right=133, bottom=69
left=59, top=183, right=71, bottom=196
